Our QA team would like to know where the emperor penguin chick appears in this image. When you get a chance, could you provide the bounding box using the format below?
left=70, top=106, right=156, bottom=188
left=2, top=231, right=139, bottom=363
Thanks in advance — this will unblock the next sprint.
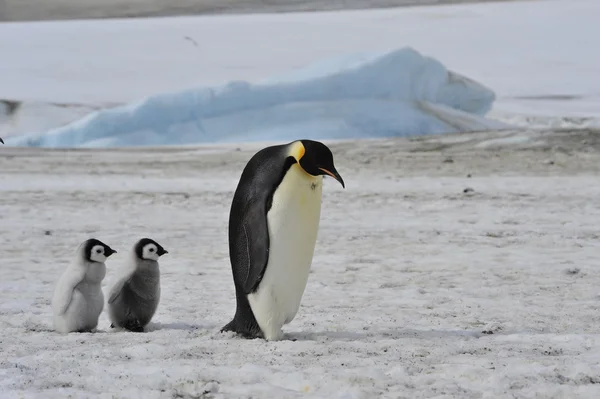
left=107, top=238, right=168, bottom=332
left=52, top=238, right=117, bottom=333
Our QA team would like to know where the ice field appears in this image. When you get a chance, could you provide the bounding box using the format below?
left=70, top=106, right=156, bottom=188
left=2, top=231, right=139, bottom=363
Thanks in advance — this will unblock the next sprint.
left=2, top=129, right=600, bottom=397
left=2, top=47, right=502, bottom=148
left=1, top=0, right=600, bottom=397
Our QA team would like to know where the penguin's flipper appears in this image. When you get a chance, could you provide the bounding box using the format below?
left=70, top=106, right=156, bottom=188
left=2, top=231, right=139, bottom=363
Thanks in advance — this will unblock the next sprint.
left=231, top=208, right=270, bottom=295
left=52, top=268, right=86, bottom=315
left=107, top=276, right=130, bottom=304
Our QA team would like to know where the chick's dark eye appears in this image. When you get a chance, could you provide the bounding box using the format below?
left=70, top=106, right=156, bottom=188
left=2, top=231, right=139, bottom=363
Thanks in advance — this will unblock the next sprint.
left=96, top=249, right=102, bottom=254
left=149, top=248, right=155, bottom=252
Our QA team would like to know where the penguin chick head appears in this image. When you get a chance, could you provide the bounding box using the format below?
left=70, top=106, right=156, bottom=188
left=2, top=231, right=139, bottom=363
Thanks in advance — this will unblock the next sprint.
left=289, top=139, right=345, bottom=188
left=134, top=238, right=168, bottom=261
left=83, top=238, right=117, bottom=263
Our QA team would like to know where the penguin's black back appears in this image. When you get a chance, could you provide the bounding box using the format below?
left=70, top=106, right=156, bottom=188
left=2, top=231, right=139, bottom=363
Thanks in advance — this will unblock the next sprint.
left=228, top=143, right=295, bottom=294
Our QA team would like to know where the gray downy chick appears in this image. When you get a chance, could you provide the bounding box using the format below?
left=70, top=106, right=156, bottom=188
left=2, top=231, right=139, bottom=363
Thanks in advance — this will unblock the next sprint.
left=107, top=238, right=168, bottom=332
left=52, top=238, right=117, bottom=333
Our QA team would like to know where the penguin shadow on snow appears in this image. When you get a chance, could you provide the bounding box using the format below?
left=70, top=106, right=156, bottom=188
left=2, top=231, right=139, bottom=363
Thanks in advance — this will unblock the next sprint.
left=284, top=328, right=490, bottom=342
left=143, top=321, right=218, bottom=332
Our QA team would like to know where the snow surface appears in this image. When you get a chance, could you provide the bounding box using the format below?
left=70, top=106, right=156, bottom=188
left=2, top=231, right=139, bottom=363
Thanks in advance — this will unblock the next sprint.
left=1, top=0, right=600, bottom=146
left=3, top=47, right=502, bottom=148
left=2, top=129, right=600, bottom=398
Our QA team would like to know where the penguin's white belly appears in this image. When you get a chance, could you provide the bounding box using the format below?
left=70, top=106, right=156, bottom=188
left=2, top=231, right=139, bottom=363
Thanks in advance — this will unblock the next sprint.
left=248, top=164, right=323, bottom=340
left=55, top=283, right=104, bottom=333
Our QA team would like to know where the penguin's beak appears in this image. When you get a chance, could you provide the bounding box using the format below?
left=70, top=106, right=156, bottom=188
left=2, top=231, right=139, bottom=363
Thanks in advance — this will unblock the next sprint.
left=106, top=248, right=117, bottom=257
left=319, top=167, right=345, bottom=189
left=157, top=247, right=168, bottom=256
left=0, top=137, right=4, bottom=144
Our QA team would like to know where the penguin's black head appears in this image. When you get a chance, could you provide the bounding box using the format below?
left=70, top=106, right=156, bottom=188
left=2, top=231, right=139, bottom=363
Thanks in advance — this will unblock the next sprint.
left=135, top=237, right=168, bottom=261
left=290, top=139, right=345, bottom=188
left=83, top=238, right=116, bottom=263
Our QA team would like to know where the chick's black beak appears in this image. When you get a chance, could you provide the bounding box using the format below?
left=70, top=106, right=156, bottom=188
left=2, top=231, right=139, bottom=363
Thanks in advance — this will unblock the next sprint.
left=158, top=247, right=168, bottom=256
left=0, top=137, right=4, bottom=144
left=319, top=167, right=345, bottom=189
left=105, top=248, right=117, bottom=257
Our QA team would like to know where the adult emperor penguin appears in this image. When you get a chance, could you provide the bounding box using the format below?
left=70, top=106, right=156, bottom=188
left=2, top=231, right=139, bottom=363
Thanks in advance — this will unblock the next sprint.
left=107, top=238, right=168, bottom=332
left=51, top=238, right=117, bottom=333
left=221, top=139, right=345, bottom=340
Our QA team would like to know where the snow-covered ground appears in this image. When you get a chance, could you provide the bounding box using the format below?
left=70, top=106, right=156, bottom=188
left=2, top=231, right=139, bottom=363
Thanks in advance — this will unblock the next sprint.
left=1, top=129, right=600, bottom=398
left=1, top=0, right=599, bottom=146
left=2, top=0, right=600, bottom=396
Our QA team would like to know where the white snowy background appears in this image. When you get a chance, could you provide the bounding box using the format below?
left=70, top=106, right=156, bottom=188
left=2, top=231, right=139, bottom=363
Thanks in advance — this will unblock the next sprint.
left=1, top=0, right=599, bottom=146
left=1, top=0, right=600, bottom=397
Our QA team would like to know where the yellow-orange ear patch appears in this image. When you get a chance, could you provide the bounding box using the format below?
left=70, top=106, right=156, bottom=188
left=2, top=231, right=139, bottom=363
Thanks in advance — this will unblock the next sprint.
left=288, top=141, right=305, bottom=162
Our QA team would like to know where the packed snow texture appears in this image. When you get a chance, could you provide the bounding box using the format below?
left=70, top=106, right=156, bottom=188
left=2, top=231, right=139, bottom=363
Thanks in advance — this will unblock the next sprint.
left=3, top=47, right=500, bottom=148
left=2, top=130, right=600, bottom=398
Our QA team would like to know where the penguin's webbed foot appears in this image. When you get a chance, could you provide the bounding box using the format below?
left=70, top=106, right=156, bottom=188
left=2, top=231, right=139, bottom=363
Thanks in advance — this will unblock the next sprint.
left=123, top=321, right=144, bottom=333
left=221, top=319, right=263, bottom=340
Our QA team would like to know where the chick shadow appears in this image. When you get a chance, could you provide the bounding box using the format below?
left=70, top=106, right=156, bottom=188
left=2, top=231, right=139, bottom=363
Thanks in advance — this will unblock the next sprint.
left=284, top=328, right=489, bottom=342
left=144, top=321, right=218, bottom=332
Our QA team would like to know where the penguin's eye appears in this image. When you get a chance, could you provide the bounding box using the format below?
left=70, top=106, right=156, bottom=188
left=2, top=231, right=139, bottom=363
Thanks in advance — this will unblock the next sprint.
left=96, top=249, right=102, bottom=254
left=149, top=248, right=155, bottom=252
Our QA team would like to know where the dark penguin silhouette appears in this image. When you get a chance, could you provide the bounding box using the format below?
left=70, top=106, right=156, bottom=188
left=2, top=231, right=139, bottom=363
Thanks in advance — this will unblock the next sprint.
left=221, top=139, right=345, bottom=340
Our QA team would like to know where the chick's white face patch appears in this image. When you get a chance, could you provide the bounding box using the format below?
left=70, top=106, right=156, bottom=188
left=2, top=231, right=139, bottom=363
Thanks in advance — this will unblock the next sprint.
left=142, top=243, right=160, bottom=261
left=89, top=245, right=107, bottom=263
